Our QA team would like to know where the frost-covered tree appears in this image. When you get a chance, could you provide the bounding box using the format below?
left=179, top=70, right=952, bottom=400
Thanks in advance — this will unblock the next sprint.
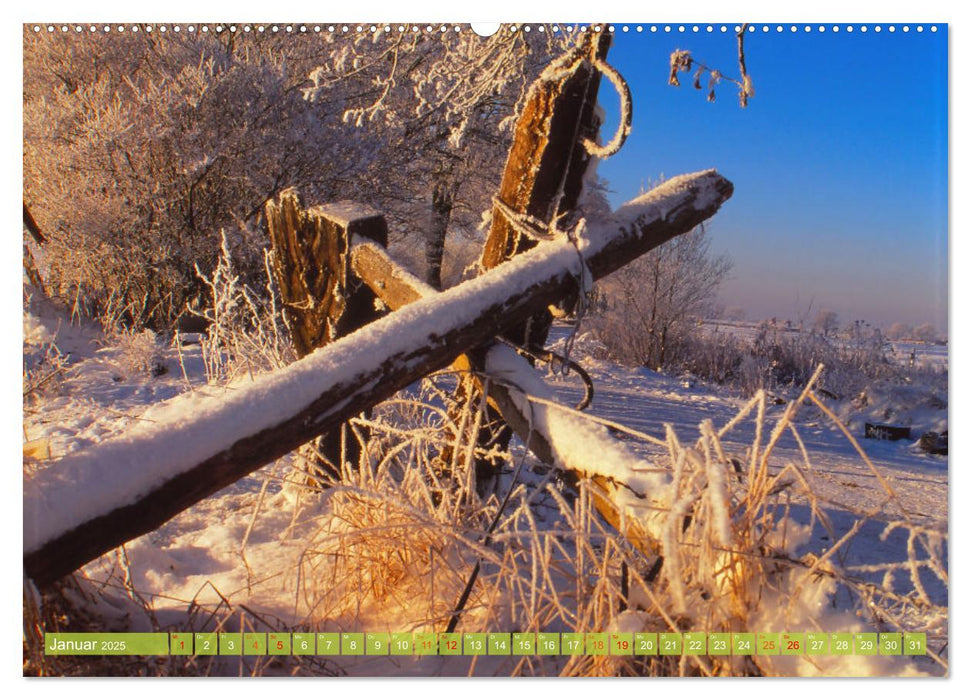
left=913, top=323, right=939, bottom=343
left=724, top=306, right=746, bottom=321
left=886, top=322, right=913, bottom=340
left=814, top=309, right=840, bottom=337
left=594, top=223, right=732, bottom=369
left=300, top=27, right=571, bottom=289
left=24, top=27, right=573, bottom=329
left=23, top=30, right=366, bottom=328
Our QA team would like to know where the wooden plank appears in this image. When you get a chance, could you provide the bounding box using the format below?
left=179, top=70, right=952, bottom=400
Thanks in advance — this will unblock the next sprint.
left=481, top=31, right=612, bottom=346
left=24, top=170, right=732, bottom=586
left=448, top=33, right=613, bottom=489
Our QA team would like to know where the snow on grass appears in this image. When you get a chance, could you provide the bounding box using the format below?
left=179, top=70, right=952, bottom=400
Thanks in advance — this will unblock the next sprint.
left=24, top=304, right=947, bottom=677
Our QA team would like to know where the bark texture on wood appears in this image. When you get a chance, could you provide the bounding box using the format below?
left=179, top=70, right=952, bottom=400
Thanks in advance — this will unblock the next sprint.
left=25, top=170, right=731, bottom=586
left=481, top=31, right=611, bottom=347
left=265, top=191, right=388, bottom=482
left=265, top=190, right=387, bottom=357
left=447, top=33, right=613, bottom=490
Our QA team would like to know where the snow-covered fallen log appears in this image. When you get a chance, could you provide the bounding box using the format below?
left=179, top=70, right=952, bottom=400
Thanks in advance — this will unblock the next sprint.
left=24, top=169, right=731, bottom=586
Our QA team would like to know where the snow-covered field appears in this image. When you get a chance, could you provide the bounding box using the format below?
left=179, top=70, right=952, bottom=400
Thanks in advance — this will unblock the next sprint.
left=23, top=303, right=948, bottom=677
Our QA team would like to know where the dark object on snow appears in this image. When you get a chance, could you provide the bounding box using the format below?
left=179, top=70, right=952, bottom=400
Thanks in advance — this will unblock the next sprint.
left=919, top=431, right=948, bottom=456
left=865, top=423, right=912, bottom=442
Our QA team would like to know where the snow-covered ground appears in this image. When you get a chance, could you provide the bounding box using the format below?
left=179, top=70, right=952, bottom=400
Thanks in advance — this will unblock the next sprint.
left=23, top=302, right=948, bottom=677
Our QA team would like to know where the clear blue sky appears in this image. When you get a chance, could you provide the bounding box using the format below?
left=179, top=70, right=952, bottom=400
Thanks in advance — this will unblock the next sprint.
left=596, top=25, right=948, bottom=331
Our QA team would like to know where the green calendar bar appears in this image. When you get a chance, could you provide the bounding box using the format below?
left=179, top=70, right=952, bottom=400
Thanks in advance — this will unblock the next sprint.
left=316, top=633, right=339, bottom=655
left=806, top=632, right=829, bottom=655
left=609, top=633, right=633, bottom=656
left=195, top=632, right=218, bottom=655
left=586, top=632, right=608, bottom=656
left=488, top=633, right=511, bottom=655
left=219, top=632, right=242, bottom=655
left=341, top=632, right=364, bottom=655
left=708, top=633, right=730, bottom=656
left=634, top=632, right=658, bottom=655
left=391, top=633, right=413, bottom=656
left=44, top=633, right=169, bottom=656
left=513, top=633, right=535, bottom=655
left=659, top=632, right=682, bottom=656
left=683, top=632, right=706, bottom=655
left=732, top=633, right=755, bottom=655
left=855, top=633, right=878, bottom=656
left=561, top=633, right=584, bottom=655
left=244, top=633, right=267, bottom=655
left=537, top=632, right=559, bottom=655
left=757, top=632, right=780, bottom=655
left=292, top=633, right=315, bottom=655
left=366, top=633, right=389, bottom=655
left=41, top=630, right=934, bottom=657
left=439, top=633, right=462, bottom=656
left=831, top=633, right=853, bottom=656
left=414, top=632, right=438, bottom=656
left=610, top=632, right=634, bottom=656
left=903, top=632, right=927, bottom=655
left=879, top=633, right=902, bottom=656
left=781, top=632, right=805, bottom=656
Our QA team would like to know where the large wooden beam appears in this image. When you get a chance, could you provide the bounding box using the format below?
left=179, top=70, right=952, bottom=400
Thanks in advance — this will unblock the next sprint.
left=23, top=170, right=731, bottom=586
left=448, top=32, right=613, bottom=489
left=351, top=243, right=673, bottom=555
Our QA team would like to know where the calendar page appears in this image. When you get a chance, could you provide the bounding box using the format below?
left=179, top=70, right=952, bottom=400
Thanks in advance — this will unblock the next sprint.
left=22, top=15, right=948, bottom=680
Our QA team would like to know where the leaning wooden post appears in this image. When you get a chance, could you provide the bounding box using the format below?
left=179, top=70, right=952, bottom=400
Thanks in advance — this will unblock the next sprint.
left=265, top=191, right=388, bottom=483
left=450, top=31, right=614, bottom=490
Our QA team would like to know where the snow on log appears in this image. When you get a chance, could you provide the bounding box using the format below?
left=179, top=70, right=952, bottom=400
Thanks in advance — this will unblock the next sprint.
left=482, top=344, right=669, bottom=551
left=353, top=223, right=681, bottom=552
left=23, top=169, right=731, bottom=585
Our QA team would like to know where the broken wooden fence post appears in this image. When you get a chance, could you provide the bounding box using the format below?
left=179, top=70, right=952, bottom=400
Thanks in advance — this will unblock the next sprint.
left=448, top=31, right=614, bottom=490
left=265, top=191, right=388, bottom=483
left=23, top=170, right=732, bottom=586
